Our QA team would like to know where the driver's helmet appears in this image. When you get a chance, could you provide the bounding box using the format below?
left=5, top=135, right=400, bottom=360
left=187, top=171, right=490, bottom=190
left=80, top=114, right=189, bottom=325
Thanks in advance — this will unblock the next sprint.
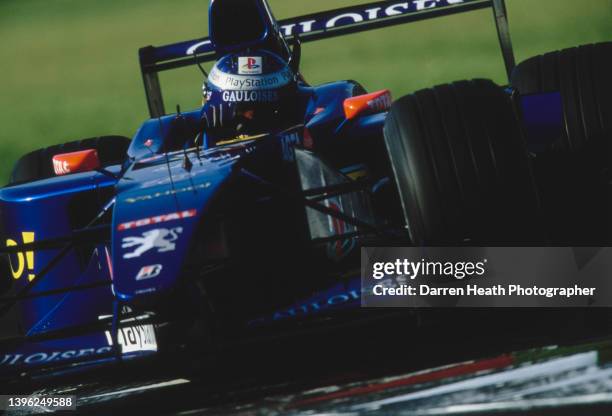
left=202, top=50, right=298, bottom=136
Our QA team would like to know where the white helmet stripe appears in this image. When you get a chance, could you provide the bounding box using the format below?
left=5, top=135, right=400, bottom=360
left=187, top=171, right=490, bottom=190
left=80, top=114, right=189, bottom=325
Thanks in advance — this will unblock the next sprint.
left=208, top=66, right=294, bottom=91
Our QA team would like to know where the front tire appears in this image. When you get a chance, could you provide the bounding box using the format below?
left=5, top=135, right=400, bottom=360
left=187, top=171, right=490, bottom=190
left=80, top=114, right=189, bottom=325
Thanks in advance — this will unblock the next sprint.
left=383, top=79, right=542, bottom=244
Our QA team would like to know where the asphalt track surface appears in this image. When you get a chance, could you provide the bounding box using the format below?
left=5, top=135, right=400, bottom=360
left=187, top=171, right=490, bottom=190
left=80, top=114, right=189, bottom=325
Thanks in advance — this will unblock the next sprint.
left=7, top=310, right=612, bottom=415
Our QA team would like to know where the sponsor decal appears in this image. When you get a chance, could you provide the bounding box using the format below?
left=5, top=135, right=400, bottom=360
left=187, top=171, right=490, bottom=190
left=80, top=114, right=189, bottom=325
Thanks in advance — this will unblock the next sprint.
left=135, top=264, right=163, bottom=280
left=51, top=150, right=100, bottom=176
left=117, top=209, right=197, bottom=231
left=98, top=305, right=157, bottom=354
left=208, top=67, right=293, bottom=91
left=248, top=284, right=361, bottom=326
left=135, top=287, right=157, bottom=295
left=53, top=158, right=70, bottom=175
left=278, top=0, right=469, bottom=37
left=0, top=346, right=113, bottom=366
left=122, top=227, right=183, bottom=259
left=222, top=90, right=279, bottom=103
left=184, top=1, right=472, bottom=57
left=104, top=323, right=157, bottom=353
left=6, top=231, right=35, bottom=281
left=99, top=306, right=158, bottom=353
left=238, top=56, right=262, bottom=75
left=122, top=182, right=211, bottom=204
left=141, top=171, right=194, bottom=187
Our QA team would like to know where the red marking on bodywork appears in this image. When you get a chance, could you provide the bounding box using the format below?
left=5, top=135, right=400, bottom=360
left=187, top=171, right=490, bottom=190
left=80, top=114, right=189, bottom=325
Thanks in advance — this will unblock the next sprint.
left=303, top=128, right=314, bottom=149
left=52, top=149, right=100, bottom=176
left=329, top=202, right=345, bottom=258
left=104, top=246, right=113, bottom=281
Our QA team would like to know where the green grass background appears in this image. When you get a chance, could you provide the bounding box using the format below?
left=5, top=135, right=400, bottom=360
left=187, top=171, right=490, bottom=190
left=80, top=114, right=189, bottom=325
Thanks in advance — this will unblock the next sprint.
left=0, top=0, right=611, bottom=182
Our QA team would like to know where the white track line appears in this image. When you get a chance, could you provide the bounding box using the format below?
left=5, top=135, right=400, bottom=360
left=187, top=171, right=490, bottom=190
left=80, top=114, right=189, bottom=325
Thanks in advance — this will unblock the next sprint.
left=82, top=378, right=190, bottom=400
left=496, top=366, right=612, bottom=400
left=401, top=392, right=612, bottom=415
left=352, top=351, right=597, bottom=411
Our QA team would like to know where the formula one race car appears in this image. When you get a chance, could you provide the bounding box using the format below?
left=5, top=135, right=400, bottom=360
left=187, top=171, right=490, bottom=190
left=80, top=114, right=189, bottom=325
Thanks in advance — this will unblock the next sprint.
left=0, top=0, right=610, bottom=383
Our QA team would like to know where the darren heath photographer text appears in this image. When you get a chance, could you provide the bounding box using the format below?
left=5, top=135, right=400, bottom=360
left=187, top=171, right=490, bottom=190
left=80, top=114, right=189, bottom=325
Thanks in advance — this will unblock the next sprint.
left=370, top=259, right=596, bottom=298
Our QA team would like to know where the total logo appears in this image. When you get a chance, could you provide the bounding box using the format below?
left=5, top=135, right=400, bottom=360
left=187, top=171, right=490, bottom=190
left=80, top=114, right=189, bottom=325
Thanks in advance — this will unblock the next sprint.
left=238, top=56, right=262, bottom=75
left=117, top=209, right=197, bottom=231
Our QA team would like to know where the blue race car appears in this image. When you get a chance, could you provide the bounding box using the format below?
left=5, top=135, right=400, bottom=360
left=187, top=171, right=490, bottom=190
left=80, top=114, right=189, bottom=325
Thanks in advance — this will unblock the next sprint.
left=0, top=0, right=610, bottom=383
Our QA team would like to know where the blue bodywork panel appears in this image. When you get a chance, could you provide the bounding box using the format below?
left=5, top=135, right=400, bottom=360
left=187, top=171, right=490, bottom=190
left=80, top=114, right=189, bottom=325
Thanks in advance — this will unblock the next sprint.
left=1, top=171, right=119, bottom=334
left=113, top=146, right=240, bottom=300
left=0, top=76, right=385, bottom=377
left=520, top=92, right=564, bottom=152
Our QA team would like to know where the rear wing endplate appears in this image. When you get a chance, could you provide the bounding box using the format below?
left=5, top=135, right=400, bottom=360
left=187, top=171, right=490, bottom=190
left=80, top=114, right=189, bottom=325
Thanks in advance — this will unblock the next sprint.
left=139, top=0, right=515, bottom=118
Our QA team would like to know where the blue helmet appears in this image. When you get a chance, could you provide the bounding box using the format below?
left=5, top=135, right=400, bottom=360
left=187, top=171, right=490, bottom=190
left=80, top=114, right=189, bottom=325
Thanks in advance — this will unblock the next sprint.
left=202, top=50, right=298, bottom=136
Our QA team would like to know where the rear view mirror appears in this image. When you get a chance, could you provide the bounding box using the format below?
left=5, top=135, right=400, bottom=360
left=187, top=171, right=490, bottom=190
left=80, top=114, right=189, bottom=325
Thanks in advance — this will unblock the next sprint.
left=52, top=149, right=101, bottom=176
left=343, top=90, right=392, bottom=120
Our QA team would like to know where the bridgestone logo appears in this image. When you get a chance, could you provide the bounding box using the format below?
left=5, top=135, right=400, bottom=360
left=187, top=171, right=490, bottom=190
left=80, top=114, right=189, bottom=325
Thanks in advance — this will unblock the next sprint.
left=117, top=209, right=197, bottom=231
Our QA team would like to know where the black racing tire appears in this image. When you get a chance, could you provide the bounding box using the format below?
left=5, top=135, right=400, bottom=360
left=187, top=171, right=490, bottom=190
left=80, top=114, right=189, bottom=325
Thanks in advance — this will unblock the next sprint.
left=511, top=43, right=612, bottom=244
left=384, top=79, right=542, bottom=244
left=8, top=135, right=130, bottom=186
left=510, top=42, right=612, bottom=152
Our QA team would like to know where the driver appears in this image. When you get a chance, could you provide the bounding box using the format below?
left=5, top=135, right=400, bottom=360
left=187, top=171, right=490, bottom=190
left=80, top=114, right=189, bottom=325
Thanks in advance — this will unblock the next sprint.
left=201, top=50, right=300, bottom=142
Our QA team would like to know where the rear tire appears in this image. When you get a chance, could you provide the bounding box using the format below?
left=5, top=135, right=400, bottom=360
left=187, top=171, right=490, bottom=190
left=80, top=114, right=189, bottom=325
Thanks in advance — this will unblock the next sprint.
left=384, top=79, right=542, bottom=244
left=511, top=42, right=612, bottom=152
left=8, top=135, right=130, bottom=186
left=511, top=43, right=612, bottom=244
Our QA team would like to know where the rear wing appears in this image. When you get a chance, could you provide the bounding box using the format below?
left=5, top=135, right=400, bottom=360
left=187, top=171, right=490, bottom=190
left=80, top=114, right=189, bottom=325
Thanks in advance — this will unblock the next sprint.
left=139, top=0, right=515, bottom=118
